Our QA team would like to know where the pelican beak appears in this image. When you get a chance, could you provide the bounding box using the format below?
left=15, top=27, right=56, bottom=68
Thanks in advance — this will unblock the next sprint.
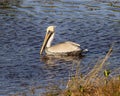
left=40, top=31, right=53, bottom=55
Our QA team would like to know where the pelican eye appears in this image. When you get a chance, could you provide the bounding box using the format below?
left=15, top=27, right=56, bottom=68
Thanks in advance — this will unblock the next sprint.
left=48, top=30, right=53, bottom=34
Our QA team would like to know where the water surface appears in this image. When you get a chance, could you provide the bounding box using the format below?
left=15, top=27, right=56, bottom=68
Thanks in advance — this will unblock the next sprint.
left=0, top=0, right=120, bottom=95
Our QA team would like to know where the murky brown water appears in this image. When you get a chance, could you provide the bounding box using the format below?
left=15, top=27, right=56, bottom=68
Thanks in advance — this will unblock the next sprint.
left=0, top=0, right=120, bottom=95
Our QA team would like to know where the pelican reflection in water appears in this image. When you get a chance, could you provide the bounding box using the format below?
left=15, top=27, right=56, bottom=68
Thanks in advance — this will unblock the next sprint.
left=40, top=26, right=88, bottom=56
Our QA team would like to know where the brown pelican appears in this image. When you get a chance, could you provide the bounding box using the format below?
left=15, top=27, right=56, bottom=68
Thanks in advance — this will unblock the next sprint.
left=40, top=26, right=87, bottom=56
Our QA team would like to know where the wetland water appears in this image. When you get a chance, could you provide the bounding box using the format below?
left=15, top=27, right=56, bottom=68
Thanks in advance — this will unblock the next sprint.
left=0, top=0, right=120, bottom=95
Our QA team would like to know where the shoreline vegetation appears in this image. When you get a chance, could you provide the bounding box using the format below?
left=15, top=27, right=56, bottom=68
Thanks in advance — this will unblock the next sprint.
left=43, top=47, right=120, bottom=96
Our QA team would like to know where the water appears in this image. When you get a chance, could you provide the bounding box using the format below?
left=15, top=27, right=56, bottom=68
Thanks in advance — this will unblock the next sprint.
left=0, top=0, right=120, bottom=95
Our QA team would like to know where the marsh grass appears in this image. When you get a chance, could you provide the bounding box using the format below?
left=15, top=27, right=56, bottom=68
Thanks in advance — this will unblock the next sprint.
left=44, top=47, right=120, bottom=96
left=61, top=47, right=120, bottom=96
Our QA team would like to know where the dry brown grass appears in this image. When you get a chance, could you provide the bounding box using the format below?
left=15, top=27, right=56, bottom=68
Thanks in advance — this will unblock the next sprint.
left=62, top=76, right=120, bottom=96
left=60, top=47, right=120, bottom=96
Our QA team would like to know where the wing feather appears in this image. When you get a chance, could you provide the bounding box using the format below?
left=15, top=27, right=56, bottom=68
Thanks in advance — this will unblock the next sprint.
left=47, top=41, right=81, bottom=53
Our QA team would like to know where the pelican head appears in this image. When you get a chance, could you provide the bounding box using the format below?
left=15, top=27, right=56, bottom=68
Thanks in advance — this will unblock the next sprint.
left=40, top=26, right=56, bottom=55
left=47, top=26, right=56, bottom=33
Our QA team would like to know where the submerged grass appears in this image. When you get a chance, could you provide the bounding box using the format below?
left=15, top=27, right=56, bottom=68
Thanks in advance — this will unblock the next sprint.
left=44, top=47, right=120, bottom=96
